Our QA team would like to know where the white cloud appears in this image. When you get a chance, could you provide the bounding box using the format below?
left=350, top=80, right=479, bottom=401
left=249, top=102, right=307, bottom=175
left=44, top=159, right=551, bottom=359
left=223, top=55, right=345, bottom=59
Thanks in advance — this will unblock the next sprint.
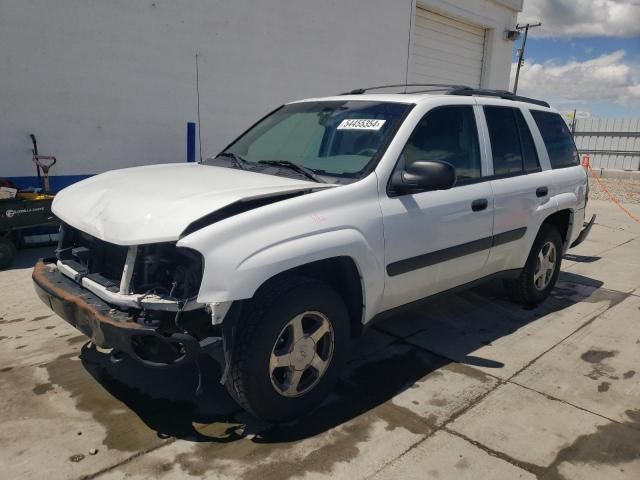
left=519, top=0, right=640, bottom=37
left=511, top=50, right=640, bottom=113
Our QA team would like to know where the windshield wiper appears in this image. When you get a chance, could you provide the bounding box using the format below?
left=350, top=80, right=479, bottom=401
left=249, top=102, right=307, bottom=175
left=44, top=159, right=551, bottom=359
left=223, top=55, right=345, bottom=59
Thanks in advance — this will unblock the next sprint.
left=257, top=160, right=327, bottom=183
left=215, top=152, right=250, bottom=170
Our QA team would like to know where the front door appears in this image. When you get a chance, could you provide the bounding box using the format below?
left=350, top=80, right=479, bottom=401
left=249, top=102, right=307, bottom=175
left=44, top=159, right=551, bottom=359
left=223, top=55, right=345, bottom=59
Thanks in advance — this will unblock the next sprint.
left=379, top=105, right=494, bottom=312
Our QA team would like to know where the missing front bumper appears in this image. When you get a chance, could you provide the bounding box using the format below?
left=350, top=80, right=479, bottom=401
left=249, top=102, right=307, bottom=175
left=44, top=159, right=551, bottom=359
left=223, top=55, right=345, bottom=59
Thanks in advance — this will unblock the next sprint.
left=32, top=258, right=213, bottom=368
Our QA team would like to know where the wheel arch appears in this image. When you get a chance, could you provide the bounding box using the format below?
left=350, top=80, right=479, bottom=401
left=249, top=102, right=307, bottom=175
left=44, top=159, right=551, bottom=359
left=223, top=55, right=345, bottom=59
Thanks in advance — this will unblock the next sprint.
left=541, top=208, right=574, bottom=249
left=249, top=256, right=365, bottom=338
left=194, top=227, right=385, bottom=326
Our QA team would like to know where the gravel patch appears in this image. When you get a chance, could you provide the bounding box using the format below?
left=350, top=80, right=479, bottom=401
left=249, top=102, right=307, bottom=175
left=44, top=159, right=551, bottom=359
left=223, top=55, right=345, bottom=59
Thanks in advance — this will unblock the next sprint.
left=588, top=176, right=640, bottom=205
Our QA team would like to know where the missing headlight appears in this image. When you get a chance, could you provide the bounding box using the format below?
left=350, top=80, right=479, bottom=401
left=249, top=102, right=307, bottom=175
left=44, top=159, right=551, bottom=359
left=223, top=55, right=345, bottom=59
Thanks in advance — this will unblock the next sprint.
left=134, top=244, right=203, bottom=300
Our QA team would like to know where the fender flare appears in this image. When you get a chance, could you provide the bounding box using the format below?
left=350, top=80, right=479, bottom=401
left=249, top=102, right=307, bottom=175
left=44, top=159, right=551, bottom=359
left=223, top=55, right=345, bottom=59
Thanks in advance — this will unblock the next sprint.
left=195, top=228, right=385, bottom=323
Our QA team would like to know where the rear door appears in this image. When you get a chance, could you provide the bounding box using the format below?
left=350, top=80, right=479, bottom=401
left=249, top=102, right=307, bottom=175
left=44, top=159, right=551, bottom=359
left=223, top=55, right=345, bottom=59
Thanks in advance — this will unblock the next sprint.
left=529, top=109, right=587, bottom=246
left=479, top=101, right=557, bottom=274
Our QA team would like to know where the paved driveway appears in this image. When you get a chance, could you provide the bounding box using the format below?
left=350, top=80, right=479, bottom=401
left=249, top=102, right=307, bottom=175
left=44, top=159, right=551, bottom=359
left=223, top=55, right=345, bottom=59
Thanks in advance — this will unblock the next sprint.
left=1, top=199, right=639, bottom=479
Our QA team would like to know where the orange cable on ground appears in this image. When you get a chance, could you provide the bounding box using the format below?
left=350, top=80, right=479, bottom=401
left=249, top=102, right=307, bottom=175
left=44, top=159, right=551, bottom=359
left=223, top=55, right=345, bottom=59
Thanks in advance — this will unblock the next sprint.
left=586, top=163, right=640, bottom=225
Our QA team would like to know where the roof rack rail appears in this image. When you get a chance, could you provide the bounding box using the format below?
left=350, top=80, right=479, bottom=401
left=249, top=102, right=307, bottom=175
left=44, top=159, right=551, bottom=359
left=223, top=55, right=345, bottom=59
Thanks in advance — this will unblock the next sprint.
left=449, top=87, right=550, bottom=107
left=339, top=84, right=550, bottom=108
left=340, top=83, right=471, bottom=95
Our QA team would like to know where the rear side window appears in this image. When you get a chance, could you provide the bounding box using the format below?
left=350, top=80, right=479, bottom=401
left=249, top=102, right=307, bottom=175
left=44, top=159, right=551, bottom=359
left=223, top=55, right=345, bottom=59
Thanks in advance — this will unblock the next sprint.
left=530, top=110, right=579, bottom=169
left=514, top=111, right=540, bottom=173
left=484, top=106, right=523, bottom=176
left=484, top=106, right=541, bottom=176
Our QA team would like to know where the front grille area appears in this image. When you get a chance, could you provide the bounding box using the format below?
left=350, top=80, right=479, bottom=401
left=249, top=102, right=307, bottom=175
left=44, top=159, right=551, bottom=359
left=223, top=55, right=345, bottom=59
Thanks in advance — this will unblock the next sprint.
left=57, top=224, right=203, bottom=300
left=57, top=225, right=128, bottom=290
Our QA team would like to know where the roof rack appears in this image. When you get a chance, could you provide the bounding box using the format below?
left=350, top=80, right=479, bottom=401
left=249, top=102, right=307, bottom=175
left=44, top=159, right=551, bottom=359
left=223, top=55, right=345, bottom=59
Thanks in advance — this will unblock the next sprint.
left=448, top=87, right=550, bottom=107
left=340, top=84, right=470, bottom=95
left=339, top=83, right=550, bottom=107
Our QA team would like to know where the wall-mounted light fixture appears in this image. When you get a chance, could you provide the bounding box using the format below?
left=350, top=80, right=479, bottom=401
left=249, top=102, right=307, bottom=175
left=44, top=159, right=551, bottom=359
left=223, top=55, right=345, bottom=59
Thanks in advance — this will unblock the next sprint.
left=504, top=29, right=521, bottom=41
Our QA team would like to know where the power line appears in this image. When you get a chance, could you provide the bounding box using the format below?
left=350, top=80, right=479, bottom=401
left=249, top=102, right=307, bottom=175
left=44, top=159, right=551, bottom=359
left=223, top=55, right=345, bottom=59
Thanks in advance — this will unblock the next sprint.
left=512, top=22, right=542, bottom=94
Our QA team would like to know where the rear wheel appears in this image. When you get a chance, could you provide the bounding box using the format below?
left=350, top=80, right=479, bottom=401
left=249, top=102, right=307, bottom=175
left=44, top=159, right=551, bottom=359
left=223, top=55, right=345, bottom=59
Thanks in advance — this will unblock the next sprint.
left=225, top=276, right=350, bottom=422
left=505, top=224, right=563, bottom=306
left=0, top=236, right=17, bottom=270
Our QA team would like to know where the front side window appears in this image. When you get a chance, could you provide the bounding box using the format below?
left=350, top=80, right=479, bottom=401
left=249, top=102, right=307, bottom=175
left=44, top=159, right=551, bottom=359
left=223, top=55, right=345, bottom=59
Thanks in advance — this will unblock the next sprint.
left=205, top=101, right=411, bottom=183
left=399, top=106, right=481, bottom=183
left=530, top=110, right=579, bottom=169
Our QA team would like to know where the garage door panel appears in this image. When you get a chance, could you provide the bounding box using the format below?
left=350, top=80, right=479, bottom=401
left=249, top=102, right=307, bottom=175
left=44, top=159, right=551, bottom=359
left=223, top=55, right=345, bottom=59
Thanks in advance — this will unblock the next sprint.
left=415, top=7, right=484, bottom=35
left=411, top=8, right=485, bottom=88
left=413, top=21, right=484, bottom=50
left=413, top=30, right=484, bottom=57
left=412, top=56, right=483, bottom=78
left=412, top=36, right=485, bottom=62
left=412, top=63, right=482, bottom=88
left=415, top=13, right=485, bottom=44
left=412, top=70, right=480, bottom=88
left=411, top=60, right=483, bottom=88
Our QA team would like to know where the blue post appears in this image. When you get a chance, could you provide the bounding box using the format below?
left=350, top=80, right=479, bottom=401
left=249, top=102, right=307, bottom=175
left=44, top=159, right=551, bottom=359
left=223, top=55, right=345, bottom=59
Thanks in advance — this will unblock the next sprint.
left=187, top=122, right=196, bottom=162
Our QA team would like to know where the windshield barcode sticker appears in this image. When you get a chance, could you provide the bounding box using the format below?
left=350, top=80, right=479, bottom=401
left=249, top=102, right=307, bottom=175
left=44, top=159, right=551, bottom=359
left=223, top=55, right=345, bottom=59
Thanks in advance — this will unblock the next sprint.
left=337, top=119, right=386, bottom=130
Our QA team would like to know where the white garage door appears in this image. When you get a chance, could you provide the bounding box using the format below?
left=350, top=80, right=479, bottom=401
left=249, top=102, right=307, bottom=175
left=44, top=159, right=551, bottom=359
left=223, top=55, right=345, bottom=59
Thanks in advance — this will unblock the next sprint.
left=411, top=8, right=486, bottom=88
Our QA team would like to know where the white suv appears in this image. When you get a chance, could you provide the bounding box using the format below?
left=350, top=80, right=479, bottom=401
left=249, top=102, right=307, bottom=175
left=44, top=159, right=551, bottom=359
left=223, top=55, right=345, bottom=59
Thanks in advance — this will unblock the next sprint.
left=33, top=85, right=594, bottom=422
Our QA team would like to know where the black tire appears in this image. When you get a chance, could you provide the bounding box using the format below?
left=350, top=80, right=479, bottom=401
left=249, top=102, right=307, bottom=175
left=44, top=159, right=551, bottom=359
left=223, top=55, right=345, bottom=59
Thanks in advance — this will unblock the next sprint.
left=505, top=223, right=563, bottom=306
left=0, top=236, right=17, bottom=270
left=225, top=276, right=350, bottom=422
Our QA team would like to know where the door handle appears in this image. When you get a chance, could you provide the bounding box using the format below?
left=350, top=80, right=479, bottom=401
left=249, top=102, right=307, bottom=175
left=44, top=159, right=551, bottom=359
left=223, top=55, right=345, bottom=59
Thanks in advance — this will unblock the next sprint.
left=536, top=186, right=549, bottom=197
left=471, top=198, right=488, bottom=212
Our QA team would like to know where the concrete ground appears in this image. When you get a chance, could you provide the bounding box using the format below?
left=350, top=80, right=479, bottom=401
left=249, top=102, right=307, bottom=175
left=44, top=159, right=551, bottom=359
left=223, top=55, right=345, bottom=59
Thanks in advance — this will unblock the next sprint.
left=1, top=199, right=639, bottom=480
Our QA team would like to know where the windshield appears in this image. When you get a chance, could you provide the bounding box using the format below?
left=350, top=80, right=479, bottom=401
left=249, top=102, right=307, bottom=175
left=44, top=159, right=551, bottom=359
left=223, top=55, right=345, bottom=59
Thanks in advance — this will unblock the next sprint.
left=205, top=100, right=411, bottom=183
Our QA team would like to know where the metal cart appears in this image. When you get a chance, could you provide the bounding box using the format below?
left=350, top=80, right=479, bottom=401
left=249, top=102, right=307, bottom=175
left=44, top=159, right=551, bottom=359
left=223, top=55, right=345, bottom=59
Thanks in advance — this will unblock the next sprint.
left=0, top=134, right=60, bottom=269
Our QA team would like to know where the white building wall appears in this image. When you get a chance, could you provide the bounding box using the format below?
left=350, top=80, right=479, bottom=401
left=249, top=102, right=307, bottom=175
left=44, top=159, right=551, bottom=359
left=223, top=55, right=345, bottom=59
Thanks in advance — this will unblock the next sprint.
left=0, top=0, right=521, bottom=188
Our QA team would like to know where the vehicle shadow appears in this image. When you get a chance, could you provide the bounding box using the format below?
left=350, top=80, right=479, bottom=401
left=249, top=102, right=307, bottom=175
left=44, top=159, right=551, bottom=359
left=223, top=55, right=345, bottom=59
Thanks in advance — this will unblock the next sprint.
left=78, top=272, right=610, bottom=444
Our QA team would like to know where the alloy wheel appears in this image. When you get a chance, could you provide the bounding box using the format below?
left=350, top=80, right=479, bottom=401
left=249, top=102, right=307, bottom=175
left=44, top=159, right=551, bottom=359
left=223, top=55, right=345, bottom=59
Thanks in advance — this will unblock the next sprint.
left=269, top=311, right=334, bottom=398
left=534, top=241, right=557, bottom=290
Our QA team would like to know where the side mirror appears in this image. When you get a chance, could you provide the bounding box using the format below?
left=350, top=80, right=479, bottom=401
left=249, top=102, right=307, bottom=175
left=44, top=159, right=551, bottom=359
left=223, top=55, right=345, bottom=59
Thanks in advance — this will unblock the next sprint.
left=390, top=160, right=457, bottom=195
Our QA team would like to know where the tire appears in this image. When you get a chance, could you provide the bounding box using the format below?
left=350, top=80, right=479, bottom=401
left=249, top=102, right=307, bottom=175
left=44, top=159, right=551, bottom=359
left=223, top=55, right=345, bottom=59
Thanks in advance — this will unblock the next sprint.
left=0, top=236, right=17, bottom=270
left=505, top=223, right=563, bottom=306
left=225, top=276, right=350, bottom=422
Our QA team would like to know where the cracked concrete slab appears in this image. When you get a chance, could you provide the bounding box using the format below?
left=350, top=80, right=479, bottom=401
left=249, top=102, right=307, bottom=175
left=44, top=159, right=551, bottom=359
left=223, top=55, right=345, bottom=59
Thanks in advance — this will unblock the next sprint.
left=397, top=281, right=620, bottom=379
left=449, top=382, right=640, bottom=479
left=564, top=257, right=640, bottom=293
left=513, top=295, right=640, bottom=424
left=92, top=408, right=425, bottom=480
left=371, top=430, right=536, bottom=480
left=449, top=383, right=612, bottom=468
left=387, top=361, right=498, bottom=429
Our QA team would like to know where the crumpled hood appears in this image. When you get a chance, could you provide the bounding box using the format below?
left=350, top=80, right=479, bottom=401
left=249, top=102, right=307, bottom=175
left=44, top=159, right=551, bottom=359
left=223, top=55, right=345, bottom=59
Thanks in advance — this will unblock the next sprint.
left=53, top=163, right=327, bottom=245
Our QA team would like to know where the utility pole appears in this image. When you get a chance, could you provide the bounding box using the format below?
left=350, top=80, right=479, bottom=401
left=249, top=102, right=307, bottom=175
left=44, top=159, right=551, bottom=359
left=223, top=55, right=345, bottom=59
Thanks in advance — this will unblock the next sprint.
left=512, top=22, right=541, bottom=94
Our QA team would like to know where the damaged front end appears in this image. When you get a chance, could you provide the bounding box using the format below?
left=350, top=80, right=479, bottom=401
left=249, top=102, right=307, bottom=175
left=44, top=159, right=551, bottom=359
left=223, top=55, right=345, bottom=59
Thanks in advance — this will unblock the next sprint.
left=33, top=224, right=232, bottom=369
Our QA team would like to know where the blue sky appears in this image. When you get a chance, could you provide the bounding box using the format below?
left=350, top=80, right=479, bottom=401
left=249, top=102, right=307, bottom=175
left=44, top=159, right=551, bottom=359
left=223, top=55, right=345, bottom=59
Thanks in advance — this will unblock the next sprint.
left=524, top=36, right=640, bottom=64
left=511, top=1, right=640, bottom=118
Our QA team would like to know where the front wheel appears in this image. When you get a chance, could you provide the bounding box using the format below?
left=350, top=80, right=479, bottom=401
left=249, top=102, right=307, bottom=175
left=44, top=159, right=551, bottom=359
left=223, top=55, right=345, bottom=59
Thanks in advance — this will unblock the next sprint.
left=505, top=224, right=563, bottom=306
left=225, top=276, right=350, bottom=422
